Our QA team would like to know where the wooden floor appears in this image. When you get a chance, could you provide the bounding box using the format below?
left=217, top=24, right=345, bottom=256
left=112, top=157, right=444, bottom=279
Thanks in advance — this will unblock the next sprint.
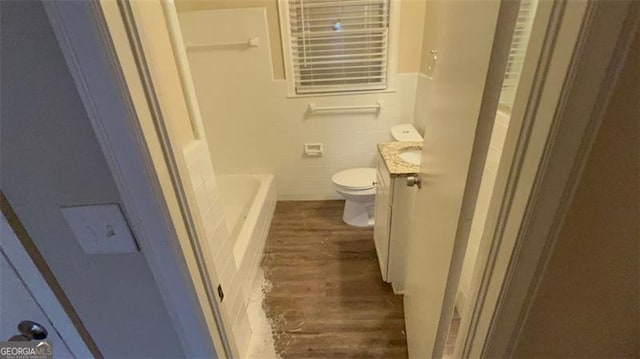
left=261, top=200, right=408, bottom=358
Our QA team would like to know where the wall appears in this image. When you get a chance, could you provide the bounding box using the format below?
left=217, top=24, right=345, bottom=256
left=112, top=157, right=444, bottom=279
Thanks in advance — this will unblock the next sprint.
left=513, top=29, right=639, bottom=358
left=179, top=8, right=419, bottom=200
left=0, top=1, right=184, bottom=357
left=412, top=0, right=438, bottom=135
left=398, top=0, right=428, bottom=73
left=175, top=0, right=428, bottom=77
left=0, top=246, right=73, bottom=357
left=175, top=0, right=286, bottom=79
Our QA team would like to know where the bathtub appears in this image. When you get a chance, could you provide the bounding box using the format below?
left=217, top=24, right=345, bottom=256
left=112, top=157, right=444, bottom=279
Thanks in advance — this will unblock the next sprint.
left=216, top=174, right=277, bottom=299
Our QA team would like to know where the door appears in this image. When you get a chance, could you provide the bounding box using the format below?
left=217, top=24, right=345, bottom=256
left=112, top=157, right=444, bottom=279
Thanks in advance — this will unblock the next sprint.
left=0, top=254, right=72, bottom=357
left=403, top=0, right=508, bottom=357
left=0, top=213, right=92, bottom=358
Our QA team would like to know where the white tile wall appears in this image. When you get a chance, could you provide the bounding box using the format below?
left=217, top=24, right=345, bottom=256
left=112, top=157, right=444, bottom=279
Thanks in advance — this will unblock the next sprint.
left=182, top=141, right=251, bottom=357
left=179, top=9, right=419, bottom=200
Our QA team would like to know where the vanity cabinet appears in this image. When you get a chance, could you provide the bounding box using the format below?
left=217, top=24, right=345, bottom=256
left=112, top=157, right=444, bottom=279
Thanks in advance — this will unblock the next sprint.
left=373, top=152, right=417, bottom=293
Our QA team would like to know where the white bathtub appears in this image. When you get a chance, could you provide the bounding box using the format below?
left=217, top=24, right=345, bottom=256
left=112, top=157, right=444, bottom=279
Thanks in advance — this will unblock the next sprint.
left=216, top=174, right=277, bottom=299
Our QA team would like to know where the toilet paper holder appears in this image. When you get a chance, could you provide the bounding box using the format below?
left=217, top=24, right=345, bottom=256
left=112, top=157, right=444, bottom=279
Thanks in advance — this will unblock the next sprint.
left=304, top=143, right=323, bottom=157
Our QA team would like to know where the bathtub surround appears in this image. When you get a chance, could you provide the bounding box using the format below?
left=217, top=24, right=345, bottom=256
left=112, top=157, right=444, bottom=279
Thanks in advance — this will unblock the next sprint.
left=179, top=8, right=419, bottom=200
left=183, top=142, right=250, bottom=355
left=183, top=141, right=277, bottom=356
left=245, top=269, right=278, bottom=359
left=217, top=174, right=277, bottom=306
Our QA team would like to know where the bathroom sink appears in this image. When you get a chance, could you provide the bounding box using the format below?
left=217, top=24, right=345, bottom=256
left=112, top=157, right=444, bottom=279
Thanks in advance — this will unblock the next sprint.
left=398, top=148, right=421, bottom=165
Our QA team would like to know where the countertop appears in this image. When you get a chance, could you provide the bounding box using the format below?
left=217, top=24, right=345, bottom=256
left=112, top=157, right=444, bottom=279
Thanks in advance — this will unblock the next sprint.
left=377, top=141, right=422, bottom=177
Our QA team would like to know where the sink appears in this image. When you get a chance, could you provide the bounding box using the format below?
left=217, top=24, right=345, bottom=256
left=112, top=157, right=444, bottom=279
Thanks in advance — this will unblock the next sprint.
left=398, top=148, right=421, bottom=165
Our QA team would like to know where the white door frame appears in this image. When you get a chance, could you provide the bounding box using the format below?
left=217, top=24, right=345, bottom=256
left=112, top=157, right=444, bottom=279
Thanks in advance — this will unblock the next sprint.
left=456, top=0, right=639, bottom=357
left=42, top=1, right=230, bottom=357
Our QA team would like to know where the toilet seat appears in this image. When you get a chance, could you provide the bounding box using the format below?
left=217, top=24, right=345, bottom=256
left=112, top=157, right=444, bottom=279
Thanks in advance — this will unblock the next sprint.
left=336, top=187, right=376, bottom=196
left=331, top=168, right=376, bottom=190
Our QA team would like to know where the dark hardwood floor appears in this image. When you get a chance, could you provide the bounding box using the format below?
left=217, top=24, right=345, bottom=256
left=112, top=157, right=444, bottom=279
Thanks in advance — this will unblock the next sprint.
left=261, top=200, right=408, bottom=358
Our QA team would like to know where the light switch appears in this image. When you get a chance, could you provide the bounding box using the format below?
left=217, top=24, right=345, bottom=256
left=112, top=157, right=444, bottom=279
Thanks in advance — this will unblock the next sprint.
left=61, top=203, right=139, bottom=254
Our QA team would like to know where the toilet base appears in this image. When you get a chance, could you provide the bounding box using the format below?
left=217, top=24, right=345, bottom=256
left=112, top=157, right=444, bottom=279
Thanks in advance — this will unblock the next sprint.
left=342, top=199, right=375, bottom=227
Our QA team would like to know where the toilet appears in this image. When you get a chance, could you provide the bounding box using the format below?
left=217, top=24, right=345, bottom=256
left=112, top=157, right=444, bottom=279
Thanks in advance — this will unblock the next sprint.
left=389, top=123, right=424, bottom=143
left=332, top=168, right=377, bottom=227
left=332, top=124, right=423, bottom=227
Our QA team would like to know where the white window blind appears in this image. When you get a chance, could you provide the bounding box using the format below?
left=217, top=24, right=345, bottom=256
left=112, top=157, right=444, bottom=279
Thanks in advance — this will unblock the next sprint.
left=501, top=0, right=538, bottom=108
left=287, top=0, right=390, bottom=94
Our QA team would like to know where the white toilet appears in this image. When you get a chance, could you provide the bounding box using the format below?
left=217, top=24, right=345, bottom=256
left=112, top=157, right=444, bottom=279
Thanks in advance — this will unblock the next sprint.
left=332, top=124, right=423, bottom=227
left=389, top=123, right=424, bottom=143
left=331, top=168, right=377, bottom=227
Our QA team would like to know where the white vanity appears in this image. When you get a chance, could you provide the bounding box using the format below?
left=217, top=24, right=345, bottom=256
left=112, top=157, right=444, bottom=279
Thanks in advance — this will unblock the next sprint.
left=374, top=140, right=422, bottom=293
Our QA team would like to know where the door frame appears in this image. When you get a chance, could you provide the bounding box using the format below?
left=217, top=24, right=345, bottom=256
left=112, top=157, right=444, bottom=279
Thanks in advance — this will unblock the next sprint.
left=42, top=1, right=229, bottom=357
left=456, top=0, right=639, bottom=357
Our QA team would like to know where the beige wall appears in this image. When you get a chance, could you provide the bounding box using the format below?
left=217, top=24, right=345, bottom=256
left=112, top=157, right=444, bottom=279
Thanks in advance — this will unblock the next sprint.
left=176, top=0, right=286, bottom=78
left=513, top=29, right=639, bottom=358
left=418, top=0, right=438, bottom=74
left=398, top=0, right=428, bottom=73
left=174, top=0, right=428, bottom=78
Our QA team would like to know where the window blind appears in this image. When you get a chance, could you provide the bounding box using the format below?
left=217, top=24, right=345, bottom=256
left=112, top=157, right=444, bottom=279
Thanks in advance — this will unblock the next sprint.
left=287, top=0, right=390, bottom=94
left=501, top=0, right=538, bottom=108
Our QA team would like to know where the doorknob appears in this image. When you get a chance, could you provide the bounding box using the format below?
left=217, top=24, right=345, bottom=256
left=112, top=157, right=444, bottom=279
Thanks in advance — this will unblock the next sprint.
left=406, top=175, right=422, bottom=189
left=8, top=320, right=48, bottom=341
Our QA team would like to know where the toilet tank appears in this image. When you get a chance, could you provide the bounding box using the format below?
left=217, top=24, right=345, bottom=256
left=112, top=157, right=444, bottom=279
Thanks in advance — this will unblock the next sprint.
left=391, top=124, right=423, bottom=142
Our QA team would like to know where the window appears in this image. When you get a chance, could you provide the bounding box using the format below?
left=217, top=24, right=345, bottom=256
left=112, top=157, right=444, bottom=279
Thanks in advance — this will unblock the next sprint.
left=283, top=0, right=391, bottom=95
left=500, top=0, right=538, bottom=108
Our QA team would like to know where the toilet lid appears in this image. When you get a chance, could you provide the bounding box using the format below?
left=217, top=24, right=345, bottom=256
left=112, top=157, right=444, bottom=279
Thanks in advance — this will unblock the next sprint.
left=332, top=168, right=376, bottom=190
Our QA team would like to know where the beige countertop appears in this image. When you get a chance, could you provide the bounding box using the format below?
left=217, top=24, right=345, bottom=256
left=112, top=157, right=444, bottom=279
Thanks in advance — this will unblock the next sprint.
left=377, top=141, right=422, bottom=177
